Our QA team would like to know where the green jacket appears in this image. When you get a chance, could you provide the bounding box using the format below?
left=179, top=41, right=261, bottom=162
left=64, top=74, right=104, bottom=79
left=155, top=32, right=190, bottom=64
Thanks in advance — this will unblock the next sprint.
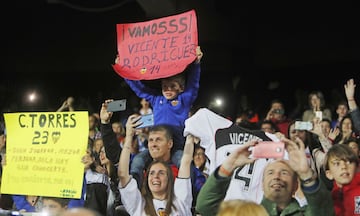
left=196, top=167, right=335, bottom=216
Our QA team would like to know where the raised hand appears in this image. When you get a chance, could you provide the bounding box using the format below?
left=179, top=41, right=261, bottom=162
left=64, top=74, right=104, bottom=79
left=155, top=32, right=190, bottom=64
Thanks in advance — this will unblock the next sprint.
left=344, top=78, right=356, bottom=100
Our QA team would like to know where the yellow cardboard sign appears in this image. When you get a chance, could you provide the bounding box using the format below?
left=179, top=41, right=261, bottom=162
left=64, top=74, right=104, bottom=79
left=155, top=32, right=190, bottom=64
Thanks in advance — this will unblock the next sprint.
left=1, top=112, right=88, bottom=198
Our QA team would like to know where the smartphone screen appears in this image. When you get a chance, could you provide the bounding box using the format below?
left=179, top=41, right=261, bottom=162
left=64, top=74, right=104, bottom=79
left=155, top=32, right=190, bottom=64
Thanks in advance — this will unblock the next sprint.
left=107, top=99, right=127, bottom=112
left=136, top=114, right=154, bottom=129
left=294, top=121, right=313, bottom=131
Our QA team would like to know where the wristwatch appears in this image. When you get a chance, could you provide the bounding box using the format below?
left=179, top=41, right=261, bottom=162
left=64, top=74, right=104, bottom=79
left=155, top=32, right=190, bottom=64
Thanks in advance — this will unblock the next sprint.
left=300, top=173, right=317, bottom=185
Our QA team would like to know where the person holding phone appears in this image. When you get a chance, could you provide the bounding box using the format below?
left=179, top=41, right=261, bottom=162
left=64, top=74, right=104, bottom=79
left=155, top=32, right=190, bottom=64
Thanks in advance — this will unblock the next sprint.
left=344, top=78, right=360, bottom=134
left=302, top=91, right=332, bottom=123
left=196, top=138, right=334, bottom=216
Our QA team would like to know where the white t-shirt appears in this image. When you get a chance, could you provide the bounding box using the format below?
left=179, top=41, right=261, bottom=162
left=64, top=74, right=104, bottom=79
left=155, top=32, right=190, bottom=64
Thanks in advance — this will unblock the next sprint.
left=140, top=107, right=153, bottom=115
left=119, top=177, right=192, bottom=216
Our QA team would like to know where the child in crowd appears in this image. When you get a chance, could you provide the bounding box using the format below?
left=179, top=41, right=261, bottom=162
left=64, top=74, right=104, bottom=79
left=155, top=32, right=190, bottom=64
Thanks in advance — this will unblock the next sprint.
left=42, top=197, right=70, bottom=216
left=344, top=137, right=360, bottom=158
left=115, top=46, right=203, bottom=187
left=324, top=144, right=360, bottom=216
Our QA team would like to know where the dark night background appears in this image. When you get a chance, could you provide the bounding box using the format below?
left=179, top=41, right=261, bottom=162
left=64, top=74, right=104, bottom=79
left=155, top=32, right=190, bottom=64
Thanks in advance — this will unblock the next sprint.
left=2, top=0, right=360, bottom=120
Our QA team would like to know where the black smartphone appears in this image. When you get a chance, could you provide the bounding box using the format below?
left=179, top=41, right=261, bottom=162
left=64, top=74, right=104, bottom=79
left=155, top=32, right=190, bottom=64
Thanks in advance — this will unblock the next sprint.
left=107, top=99, right=127, bottom=112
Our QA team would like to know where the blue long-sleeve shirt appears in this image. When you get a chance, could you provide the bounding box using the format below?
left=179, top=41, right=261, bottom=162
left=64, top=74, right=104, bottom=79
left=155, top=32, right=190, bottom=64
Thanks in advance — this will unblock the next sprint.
left=12, top=195, right=35, bottom=212
left=124, top=62, right=201, bottom=128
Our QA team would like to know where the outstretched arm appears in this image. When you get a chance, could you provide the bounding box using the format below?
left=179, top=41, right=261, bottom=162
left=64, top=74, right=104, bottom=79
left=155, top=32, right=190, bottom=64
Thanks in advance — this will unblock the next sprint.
left=218, top=141, right=256, bottom=177
left=177, top=134, right=195, bottom=178
left=345, top=78, right=357, bottom=111
left=196, top=141, right=256, bottom=216
left=345, top=78, right=360, bottom=132
left=99, top=99, right=121, bottom=164
left=183, top=46, right=203, bottom=103
left=118, top=114, right=141, bottom=187
left=56, top=96, right=75, bottom=112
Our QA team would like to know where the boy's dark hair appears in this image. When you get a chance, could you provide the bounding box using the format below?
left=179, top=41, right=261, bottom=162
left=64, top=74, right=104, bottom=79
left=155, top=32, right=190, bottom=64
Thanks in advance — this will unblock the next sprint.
left=336, top=100, right=349, bottom=109
left=162, top=73, right=185, bottom=89
left=321, top=118, right=332, bottom=126
left=343, top=137, right=360, bottom=149
left=323, top=144, right=359, bottom=171
left=259, top=119, right=280, bottom=132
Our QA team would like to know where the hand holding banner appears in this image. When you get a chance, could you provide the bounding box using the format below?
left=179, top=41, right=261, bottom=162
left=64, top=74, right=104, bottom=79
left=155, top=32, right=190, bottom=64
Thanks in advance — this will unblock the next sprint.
left=112, top=9, right=198, bottom=80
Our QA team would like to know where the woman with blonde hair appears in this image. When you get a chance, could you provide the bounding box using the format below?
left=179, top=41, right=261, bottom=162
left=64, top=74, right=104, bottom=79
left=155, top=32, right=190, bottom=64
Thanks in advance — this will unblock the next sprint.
left=217, top=199, right=268, bottom=216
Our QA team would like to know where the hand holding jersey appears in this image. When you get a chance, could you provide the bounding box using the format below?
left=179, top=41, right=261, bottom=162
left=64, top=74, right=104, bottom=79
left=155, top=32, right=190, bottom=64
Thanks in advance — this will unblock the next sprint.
left=184, top=108, right=286, bottom=203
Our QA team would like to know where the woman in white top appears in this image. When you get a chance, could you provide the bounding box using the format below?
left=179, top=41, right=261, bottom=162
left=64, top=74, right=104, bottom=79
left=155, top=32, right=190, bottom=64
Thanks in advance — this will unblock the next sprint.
left=302, top=90, right=332, bottom=122
left=139, top=98, right=153, bottom=115
left=118, top=114, right=194, bottom=216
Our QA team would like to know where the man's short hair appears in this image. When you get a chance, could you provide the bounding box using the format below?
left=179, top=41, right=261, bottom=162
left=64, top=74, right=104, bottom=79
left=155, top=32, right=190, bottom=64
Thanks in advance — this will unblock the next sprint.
left=263, top=160, right=299, bottom=182
left=149, top=124, right=173, bottom=141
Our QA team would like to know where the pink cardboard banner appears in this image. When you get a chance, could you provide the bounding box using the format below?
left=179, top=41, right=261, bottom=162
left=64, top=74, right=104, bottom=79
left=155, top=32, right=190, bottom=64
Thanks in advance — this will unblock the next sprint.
left=113, top=9, right=198, bottom=80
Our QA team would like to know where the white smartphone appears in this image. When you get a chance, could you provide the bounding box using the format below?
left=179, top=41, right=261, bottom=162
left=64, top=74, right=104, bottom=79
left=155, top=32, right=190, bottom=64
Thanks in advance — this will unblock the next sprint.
left=107, top=99, right=127, bottom=112
left=315, top=111, right=323, bottom=121
left=294, top=121, right=313, bottom=131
